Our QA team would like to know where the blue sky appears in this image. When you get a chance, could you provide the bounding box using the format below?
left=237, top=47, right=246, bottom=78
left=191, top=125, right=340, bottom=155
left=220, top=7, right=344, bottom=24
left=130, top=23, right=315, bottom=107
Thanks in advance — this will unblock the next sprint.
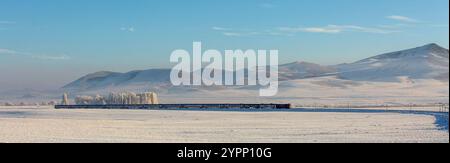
left=0, top=0, right=449, bottom=90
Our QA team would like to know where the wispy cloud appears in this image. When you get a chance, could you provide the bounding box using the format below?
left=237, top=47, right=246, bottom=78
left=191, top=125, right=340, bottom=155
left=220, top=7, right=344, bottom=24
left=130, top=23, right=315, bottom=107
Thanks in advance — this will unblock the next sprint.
left=215, top=14, right=433, bottom=37
left=0, top=48, right=70, bottom=60
left=329, top=25, right=399, bottom=34
left=377, top=23, right=410, bottom=29
left=387, top=15, right=419, bottom=23
left=222, top=32, right=264, bottom=37
left=279, top=25, right=398, bottom=34
left=32, top=55, right=71, bottom=60
left=0, top=21, right=15, bottom=24
left=223, top=32, right=243, bottom=37
left=0, top=48, right=21, bottom=55
left=0, top=21, right=16, bottom=31
left=212, top=26, right=232, bottom=31
left=279, top=27, right=340, bottom=34
left=214, top=25, right=297, bottom=37
left=266, top=32, right=295, bottom=37
left=214, top=22, right=400, bottom=37
left=120, top=27, right=135, bottom=32
left=213, top=26, right=260, bottom=37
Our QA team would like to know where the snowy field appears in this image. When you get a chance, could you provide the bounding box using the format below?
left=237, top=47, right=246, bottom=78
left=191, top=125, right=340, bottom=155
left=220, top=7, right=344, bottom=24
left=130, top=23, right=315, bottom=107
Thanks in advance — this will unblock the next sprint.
left=156, top=77, right=449, bottom=107
left=0, top=106, right=448, bottom=143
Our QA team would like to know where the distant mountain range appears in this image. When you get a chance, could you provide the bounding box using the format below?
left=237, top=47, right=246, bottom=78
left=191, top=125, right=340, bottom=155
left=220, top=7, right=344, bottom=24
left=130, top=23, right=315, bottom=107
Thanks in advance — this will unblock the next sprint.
left=335, top=43, right=449, bottom=82
left=63, top=43, right=449, bottom=92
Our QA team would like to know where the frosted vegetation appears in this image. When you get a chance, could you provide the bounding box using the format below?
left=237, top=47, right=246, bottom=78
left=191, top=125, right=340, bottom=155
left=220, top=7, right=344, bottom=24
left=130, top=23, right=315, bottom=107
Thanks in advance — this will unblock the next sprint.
left=74, top=92, right=159, bottom=105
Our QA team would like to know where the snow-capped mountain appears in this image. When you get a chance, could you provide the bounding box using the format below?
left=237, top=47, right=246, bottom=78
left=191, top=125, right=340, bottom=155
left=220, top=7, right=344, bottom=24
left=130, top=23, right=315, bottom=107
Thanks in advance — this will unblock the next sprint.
left=62, top=62, right=337, bottom=91
left=63, top=43, right=449, bottom=92
left=63, top=69, right=171, bottom=90
left=278, top=61, right=337, bottom=80
left=335, top=43, right=449, bottom=82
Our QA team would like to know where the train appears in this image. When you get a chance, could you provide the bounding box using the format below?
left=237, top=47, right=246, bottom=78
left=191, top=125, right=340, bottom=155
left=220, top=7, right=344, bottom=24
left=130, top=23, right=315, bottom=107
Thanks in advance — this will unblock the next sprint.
left=55, top=103, right=292, bottom=110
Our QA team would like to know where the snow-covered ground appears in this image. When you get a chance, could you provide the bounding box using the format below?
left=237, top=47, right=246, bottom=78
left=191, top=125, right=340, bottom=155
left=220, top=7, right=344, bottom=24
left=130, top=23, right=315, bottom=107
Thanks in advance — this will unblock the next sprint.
left=155, top=77, right=449, bottom=106
left=0, top=106, right=447, bottom=143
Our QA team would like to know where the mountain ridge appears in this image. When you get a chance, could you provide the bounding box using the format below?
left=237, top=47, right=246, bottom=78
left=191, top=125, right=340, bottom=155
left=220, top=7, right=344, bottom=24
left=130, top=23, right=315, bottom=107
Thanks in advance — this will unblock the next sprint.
left=335, top=43, right=449, bottom=82
left=63, top=43, right=449, bottom=91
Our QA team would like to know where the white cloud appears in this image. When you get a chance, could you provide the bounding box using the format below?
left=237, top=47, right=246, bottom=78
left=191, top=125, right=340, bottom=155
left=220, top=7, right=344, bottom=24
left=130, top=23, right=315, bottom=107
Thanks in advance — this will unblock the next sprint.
left=214, top=27, right=261, bottom=37
left=304, top=27, right=341, bottom=33
left=0, top=48, right=20, bottom=55
left=120, top=27, right=135, bottom=32
left=214, top=23, right=398, bottom=37
left=32, top=55, right=71, bottom=60
left=279, top=25, right=398, bottom=34
left=0, top=21, right=15, bottom=31
left=223, top=32, right=243, bottom=37
left=0, top=48, right=70, bottom=60
left=377, top=24, right=410, bottom=29
left=212, top=26, right=232, bottom=31
left=279, top=27, right=341, bottom=33
left=328, top=25, right=398, bottom=34
left=0, top=21, right=15, bottom=24
left=387, top=15, right=419, bottom=23
left=222, top=31, right=267, bottom=37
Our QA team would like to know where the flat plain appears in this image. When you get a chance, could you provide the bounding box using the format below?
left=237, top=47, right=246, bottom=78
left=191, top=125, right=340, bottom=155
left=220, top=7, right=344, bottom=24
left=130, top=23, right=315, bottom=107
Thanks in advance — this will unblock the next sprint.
left=0, top=106, right=448, bottom=143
